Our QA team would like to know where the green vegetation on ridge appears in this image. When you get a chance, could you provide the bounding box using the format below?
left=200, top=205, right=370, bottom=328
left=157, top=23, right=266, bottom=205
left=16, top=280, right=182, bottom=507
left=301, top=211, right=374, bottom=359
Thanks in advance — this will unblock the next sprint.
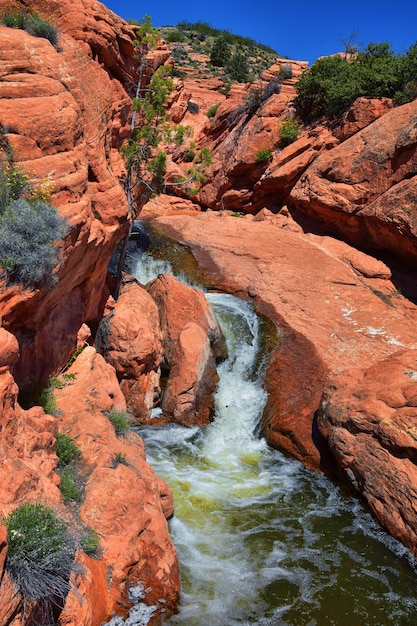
left=295, top=42, right=417, bottom=121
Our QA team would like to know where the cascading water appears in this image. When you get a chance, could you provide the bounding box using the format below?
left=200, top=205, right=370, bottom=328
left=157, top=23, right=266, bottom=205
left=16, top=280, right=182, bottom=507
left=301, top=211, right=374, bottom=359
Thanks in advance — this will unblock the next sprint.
left=116, top=226, right=417, bottom=625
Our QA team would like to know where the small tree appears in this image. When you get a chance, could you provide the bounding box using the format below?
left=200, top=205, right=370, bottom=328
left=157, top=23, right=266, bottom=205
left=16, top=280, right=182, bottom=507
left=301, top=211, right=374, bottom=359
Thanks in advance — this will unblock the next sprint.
left=227, top=51, right=249, bottom=83
left=210, top=36, right=230, bottom=67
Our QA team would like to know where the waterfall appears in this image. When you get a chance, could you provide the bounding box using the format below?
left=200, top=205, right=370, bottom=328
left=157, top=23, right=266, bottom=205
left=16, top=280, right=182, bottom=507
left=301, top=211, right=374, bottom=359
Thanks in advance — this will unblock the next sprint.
left=106, top=224, right=417, bottom=625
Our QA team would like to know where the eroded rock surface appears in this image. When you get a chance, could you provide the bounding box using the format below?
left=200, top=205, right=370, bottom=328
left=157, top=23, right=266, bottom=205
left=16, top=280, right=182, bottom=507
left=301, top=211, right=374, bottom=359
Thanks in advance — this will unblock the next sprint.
left=54, top=347, right=179, bottom=625
left=141, top=199, right=417, bottom=471
left=148, top=273, right=227, bottom=425
left=318, top=349, right=417, bottom=556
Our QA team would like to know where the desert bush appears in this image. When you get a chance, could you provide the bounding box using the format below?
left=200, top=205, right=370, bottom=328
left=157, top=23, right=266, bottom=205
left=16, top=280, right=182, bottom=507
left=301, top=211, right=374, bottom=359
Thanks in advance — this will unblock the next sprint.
left=55, top=433, right=81, bottom=466
left=2, top=502, right=75, bottom=609
left=210, top=36, right=230, bottom=67
left=279, top=117, right=300, bottom=147
left=1, top=11, right=58, bottom=45
left=1, top=12, right=25, bottom=28
left=294, top=41, right=417, bottom=120
left=0, top=195, right=66, bottom=287
left=255, top=148, right=272, bottom=163
left=108, top=409, right=130, bottom=435
left=183, top=148, right=196, bottom=162
left=195, top=146, right=212, bottom=166
left=226, top=51, right=249, bottom=83
left=59, top=467, right=82, bottom=502
left=279, top=64, right=293, bottom=80
left=81, top=527, right=100, bottom=556
left=207, top=103, right=221, bottom=118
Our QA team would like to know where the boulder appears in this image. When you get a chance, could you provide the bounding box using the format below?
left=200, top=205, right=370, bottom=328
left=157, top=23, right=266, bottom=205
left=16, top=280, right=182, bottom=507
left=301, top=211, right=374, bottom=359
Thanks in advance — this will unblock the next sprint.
left=96, top=278, right=163, bottom=422
left=318, top=349, right=417, bottom=555
left=148, top=273, right=226, bottom=425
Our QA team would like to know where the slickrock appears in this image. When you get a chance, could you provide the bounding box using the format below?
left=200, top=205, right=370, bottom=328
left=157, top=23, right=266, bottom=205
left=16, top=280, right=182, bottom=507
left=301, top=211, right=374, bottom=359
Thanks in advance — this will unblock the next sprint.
left=53, top=346, right=180, bottom=625
left=148, top=273, right=227, bottom=425
left=141, top=200, right=417, bottom=470
left=318, top=349, right=417, bottom=556
left=290, top=98, right=417, bottom=265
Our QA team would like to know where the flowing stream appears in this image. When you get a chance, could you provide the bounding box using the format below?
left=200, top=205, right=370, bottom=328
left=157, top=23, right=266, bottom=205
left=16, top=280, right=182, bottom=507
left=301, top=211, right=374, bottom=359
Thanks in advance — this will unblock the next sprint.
left=118, top=227, right=417, bottom=625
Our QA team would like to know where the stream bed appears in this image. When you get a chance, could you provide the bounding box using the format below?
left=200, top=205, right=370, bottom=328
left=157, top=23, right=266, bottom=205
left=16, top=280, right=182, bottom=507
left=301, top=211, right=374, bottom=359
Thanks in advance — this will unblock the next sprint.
left=121, top=227, right=417, bottom=625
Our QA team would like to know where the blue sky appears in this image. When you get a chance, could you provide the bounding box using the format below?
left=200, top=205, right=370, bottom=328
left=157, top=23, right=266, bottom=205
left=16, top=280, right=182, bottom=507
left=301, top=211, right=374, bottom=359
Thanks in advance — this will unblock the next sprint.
left=104, top=0, right=417, bottom=65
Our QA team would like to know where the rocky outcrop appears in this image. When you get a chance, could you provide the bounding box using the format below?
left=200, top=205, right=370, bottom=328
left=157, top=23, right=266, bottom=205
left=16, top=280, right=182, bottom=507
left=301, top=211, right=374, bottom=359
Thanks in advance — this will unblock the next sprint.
left=318, top=349, right=417, bottom=556
left=95, top=278, right=163, bottom=423
left=148, top=273, right=227, bottom=426
left=290, top=98, right=417, bottom=266
left=53, top=346, right=180, bottom=624
left=141, top=199, right=417, bottom=471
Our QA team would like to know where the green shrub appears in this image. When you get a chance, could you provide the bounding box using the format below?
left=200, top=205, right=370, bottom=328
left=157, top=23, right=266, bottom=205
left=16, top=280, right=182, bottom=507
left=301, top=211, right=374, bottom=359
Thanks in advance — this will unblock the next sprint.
left=183, top=148, right=196, bottom=162
left=24, top=12, right=58, bottom=45
left=59, top=467, right=82, bottom=502
left=55, top=433, right=81, bottom=466
left=38, top=376, right=63, bottom=415
left=207, top=103, right=221, bottom=118
left=255, top=148, right=272, bottom=163
left=1, top=12, right=25, bottom=28
left=2, top=502, right=75, bottom=608
left=279, top=64, right=293, bottom=80
left=279, top=117, right=300, bottom=147
left=196, top=147, right=212, bottom=166
left=114, top=451, right=128, bottom=466
left=108, top=409, right=130, bottom=435
left=0, top=191, right=66, bottom=287
left=81, top=527, right=100, bottom=556
left=294, top=41, right=417, bottom=121
left=210, top=36, right=230, bottom=67
left=226, top=51, right=249, bottom=83
left=1, top=11, right=58, bottom=45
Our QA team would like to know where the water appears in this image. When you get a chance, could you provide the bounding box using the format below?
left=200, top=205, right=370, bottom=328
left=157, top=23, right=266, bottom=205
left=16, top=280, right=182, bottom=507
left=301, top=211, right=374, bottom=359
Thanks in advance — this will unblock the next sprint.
left=123, top=228, right=417, bottom=625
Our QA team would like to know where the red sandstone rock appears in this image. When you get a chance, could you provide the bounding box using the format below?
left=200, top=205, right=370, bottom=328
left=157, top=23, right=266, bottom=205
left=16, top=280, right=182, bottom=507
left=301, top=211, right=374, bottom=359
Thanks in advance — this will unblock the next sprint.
left=148, top=273, right=226, bottom=425
left=96, top=278, right=163, bottom=422
left=162, top=322, right=218, bottom=426
left=142, top=205, right=417, bottom=470
left=290, top=98, right=417, bottom=265
left=335, top=96, right=393, bottom=141
left=53, top=346, right=179, bottom=624
left=318, top=349, right=417, bottom=555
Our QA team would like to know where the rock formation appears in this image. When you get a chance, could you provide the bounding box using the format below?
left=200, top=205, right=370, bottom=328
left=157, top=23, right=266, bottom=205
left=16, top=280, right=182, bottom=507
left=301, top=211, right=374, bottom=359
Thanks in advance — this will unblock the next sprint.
left=2, top=0, right=417, bottom=619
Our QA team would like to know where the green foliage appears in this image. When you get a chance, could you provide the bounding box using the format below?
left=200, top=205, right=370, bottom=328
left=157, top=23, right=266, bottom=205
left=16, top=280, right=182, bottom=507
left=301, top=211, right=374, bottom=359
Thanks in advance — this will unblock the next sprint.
left=81, top=527, right=100, bottom=556
left=55, top=433, right=81, bottom=466
left=279, top=64, right=293, bottom=80
left=114, top=451, right=128, bottom=466
left=0, top=162, right=66, bottom=288
left=279, top=117, right=300, bottom=147
left=219, top=80, right=232, bottom=95
left=196, top=146, right=212, bottom=166
left=2, top=502, right=75, bottom=607
left=108, top=409, right=130, bottom=435
left=295, top=41, right=417, bottom=121
left=226, top=51, right=249, bottom=83
left=2, top=11, right=58, bottom=45
left=207, top=103, right=221, bottom=118
left=255, top=148, right=272, bottom=163
left=39, top=375, right=63, bottom=415
left=210, top=36, right=230, bottom=67
left=2, top=12, right=25, bottom=28
left=59, top=467, right=82, bottom=502
left=183, top=148, right=196, bottom=162
left=176, top=20, right=277, bottom=55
